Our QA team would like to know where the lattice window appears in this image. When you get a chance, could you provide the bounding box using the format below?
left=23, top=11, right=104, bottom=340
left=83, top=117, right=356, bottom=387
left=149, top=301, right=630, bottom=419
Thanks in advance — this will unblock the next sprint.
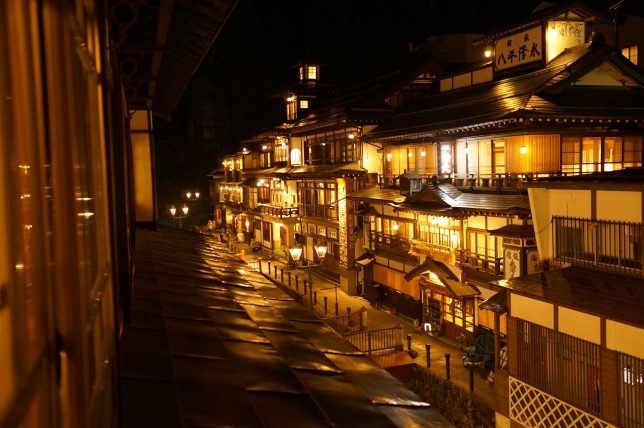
left=618, top=353, right=644, bottom=428
left=510, top=377, right=615, bottom=428
left=517, top=319, right=601, bottom=415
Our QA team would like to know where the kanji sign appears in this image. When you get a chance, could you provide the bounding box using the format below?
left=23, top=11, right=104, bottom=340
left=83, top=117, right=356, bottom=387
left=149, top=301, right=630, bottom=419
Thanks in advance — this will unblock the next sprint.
left=494, top=26, right=543, bottom=71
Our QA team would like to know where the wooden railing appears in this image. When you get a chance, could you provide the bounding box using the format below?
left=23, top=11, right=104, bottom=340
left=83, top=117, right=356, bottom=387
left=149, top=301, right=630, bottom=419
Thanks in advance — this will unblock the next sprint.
left=369, top=232, right=411, bottom=253
left=259, top=204, right=299, bottom=218
left=457, top=249, right=503, bottom=276
left=342, top=325, right=404, bottom=355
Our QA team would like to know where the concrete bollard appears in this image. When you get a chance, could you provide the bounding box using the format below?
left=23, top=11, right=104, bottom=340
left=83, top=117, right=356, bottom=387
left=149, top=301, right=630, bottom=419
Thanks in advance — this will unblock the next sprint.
left=267, top=261, right=271, bottom=274
left=360, top=306, right=368, bottom=331
left=445, top=353, right=451, bottom=380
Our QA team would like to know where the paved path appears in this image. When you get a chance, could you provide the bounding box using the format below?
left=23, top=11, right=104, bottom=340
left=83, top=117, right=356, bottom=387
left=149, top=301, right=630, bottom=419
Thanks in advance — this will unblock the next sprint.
left=226, top=238, right=497, bottom=411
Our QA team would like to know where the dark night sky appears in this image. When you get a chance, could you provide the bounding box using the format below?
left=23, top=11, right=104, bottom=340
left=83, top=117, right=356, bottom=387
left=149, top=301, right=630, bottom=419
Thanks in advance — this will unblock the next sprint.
left=153, top=0, right=554, bottom=223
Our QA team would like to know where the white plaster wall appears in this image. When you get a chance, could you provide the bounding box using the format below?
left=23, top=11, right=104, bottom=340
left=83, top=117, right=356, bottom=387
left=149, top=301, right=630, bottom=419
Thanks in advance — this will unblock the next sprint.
left=549, top=189, right=591, bottom=218
left=528, top=187, right=553, bottom=260
left=510, top=293, right=554, bottom=329
left=606, top=320, right=644, bottom=360
left=467, top=216, right=486, bottom=229
left=487, top=217, right=508, bottom=230
left=558, top=307, right=600, bottom=344
left=597, top=190, right=642, bottom=223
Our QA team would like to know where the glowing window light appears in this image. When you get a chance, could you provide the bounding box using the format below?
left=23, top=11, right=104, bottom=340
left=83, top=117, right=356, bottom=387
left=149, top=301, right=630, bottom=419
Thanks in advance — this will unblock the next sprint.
left=386, top=153, right=392, bottom=161
left=520, top=145, right=528, bottom=154
left=421, top=151, right=426, bottom=157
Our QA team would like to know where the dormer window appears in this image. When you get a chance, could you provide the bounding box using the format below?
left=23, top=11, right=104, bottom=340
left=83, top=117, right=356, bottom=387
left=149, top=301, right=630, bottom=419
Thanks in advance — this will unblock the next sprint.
left=298, top=64, right=319, bottom=81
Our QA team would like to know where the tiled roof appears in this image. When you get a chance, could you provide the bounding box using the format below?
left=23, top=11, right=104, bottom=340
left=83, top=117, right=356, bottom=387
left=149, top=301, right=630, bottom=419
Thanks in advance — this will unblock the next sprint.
left=394, top=183, right=530, bottom=216
left=121, top=227, right=452, bottom=427
left=365, top=40, right=644, bottom=140
left=489, top=224, right=535, bottom=239
left=496, top=266, right=644, bottom=328
left=348, top=187, right=406, bottom=203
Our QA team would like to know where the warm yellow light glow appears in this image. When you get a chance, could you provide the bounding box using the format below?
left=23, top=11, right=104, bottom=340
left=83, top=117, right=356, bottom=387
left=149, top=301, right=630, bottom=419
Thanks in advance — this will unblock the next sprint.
left=314, top=243, right=328, bottom=260
left=387, top=153, right=392, bottom=161
left=286, top=96, right=294, bottom=102
left=520, top=145, right=527, bottom=154
left=170, top=206, right=177, bottom=216
left=78, top=211, right=95, bottom=218
left=262, top=145, right=268, bottom=150
left=195, top=192, right=200, bottom=199
left=408, top=152, right=413, bottom=158
left=348, top=133, right=355, bottom=139
left=289, top=245, right=303, bottom=262
left=245, top=220, right=250, bottom=228
left=182, top=206, right=189, bottom=215
left=24, top=224, right=32, bottom=230
left=484, top=49, right=492, bottom=58
left=421, top=151, right=426, bottom=157
left=20, top=193, right=31, bottom=199
left=186, top=192, right=192, bottom=199
left=393, top=223, right=399, bottom=231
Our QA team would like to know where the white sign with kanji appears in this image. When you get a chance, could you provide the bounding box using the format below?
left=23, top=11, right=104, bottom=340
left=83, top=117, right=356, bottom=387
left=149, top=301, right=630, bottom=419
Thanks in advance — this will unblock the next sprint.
left=494, top=26, right=543, bottom=71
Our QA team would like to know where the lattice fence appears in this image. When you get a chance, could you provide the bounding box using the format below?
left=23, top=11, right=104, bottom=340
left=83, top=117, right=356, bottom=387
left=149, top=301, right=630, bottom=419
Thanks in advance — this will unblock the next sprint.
left=509, top=377, right=615, bottom=428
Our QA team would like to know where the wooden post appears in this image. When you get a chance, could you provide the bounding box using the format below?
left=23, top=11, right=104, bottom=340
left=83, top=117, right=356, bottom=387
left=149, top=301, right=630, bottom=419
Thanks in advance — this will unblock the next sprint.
left=280, top=268, right=284, bottom=283
left=258, top=258, right=262, bottom=274
left=445, top=353, right=451, bottom=380
left=295, top=275, right=299, bottom=291
left=324, top=296, right=328, bottom=314
left=407, top=334, right=412, bottom=351
left=426, top=344, right=431, bottom=368
left=469, top=366, right=474, bottom=392
left=287, top=271, right=291, bottom=287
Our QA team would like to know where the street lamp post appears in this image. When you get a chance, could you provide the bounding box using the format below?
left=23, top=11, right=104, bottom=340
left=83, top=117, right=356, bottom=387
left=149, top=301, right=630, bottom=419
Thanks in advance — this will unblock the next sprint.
left=288, top=242, right=328, bottom=312
left=170, top=205, right=189, bottom=229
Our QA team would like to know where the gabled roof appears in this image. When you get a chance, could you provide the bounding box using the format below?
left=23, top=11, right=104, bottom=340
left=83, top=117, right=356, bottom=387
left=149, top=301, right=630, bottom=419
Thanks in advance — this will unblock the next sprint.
left=474, top=1, right=610, bottom=46
left=365, top=37, right=644, bottom=141
left=393, top=183, right=531, bottom=217
left=489, top=224, right=535, bottom=239
left=404, top=257, right=479, bottom=298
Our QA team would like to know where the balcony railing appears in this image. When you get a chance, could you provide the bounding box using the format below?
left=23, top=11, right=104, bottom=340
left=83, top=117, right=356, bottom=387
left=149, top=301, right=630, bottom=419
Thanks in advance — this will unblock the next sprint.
left=302, top=205, right=338, bottom=220
left=259, top=204, right=299, bottom=218
left=553, top=216, right=643, bottom=276
left=409, top=238, right=453, bottom=263
left=369, top=231, right=411, bottom=254
left=457, top=249, right=503, bottom=276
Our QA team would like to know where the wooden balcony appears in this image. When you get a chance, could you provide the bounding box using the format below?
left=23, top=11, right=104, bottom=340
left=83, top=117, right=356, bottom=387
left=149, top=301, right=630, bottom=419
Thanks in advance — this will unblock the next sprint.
left=457, top=249, right=503, bottom=276
left=369, top=231, right=411, bottom=254
left=409, top=238, right=453, bottom=264
left=259, top=204, right=299, bottom=218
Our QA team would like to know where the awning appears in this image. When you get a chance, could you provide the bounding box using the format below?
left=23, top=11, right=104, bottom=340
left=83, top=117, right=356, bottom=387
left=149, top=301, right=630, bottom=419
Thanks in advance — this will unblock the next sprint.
left=479, top=289, right=507, bottom=314
left=489, top=224, right=535, bottom=239
left=405, top=257, right=478, bottom=298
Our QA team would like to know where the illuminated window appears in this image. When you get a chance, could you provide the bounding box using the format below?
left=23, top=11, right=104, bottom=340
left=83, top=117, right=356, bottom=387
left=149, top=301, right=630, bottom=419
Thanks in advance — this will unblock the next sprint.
left=300, top=100, right=309, bottom=109
left=307, top=65, right=318, bottom=80
left=622, top=45, right=639, bottom=65
left=290, top=148, right=301, bottom=165
left=286, top=95, right=297, bottom=120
